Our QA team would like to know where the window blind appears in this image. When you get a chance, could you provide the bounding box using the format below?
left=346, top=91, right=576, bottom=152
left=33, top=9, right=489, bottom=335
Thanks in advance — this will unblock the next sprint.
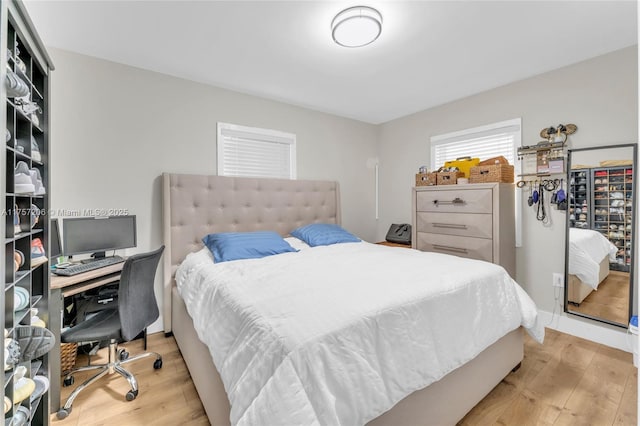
left=217, top=123, right=296, bottom=179
left=432, top=133, right=516, bottom=168
left=430, top=120, right=521, bottom=170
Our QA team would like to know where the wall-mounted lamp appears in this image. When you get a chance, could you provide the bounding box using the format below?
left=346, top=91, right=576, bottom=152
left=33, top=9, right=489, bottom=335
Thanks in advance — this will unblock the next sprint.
left=540, top=123, right=578, bottom=144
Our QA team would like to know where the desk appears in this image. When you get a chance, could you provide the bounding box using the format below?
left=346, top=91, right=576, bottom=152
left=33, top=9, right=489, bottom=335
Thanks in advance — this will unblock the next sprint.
left=49, top=262, right=125, bottom=413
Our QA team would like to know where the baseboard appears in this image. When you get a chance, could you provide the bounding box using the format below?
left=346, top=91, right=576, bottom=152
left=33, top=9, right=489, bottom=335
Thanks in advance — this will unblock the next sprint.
left=538, top=309, right=633, bottom=353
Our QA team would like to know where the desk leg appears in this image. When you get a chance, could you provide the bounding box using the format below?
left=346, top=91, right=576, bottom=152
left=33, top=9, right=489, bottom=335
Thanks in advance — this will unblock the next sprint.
left=50, top=288, right=62, bottom=413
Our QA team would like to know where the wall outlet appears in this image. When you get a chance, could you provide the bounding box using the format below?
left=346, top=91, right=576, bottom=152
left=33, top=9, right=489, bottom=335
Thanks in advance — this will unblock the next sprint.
left=552, top=272, right=564, bottom=288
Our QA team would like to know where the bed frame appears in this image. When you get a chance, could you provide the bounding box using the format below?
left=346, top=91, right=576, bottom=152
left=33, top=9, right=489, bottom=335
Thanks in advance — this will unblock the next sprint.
left=568, top=257, right=610, bottom=305
left=162, top=173, right=523, bottom=425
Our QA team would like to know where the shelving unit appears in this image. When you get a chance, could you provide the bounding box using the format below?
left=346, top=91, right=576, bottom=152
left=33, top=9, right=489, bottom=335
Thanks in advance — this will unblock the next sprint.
left=569, top=166, right=634, bottom=272
left=1, top=1, right=54, bottom=424
left=592, top=166, right=633, bottom=271
left=568, top=169, right=590, bottom=229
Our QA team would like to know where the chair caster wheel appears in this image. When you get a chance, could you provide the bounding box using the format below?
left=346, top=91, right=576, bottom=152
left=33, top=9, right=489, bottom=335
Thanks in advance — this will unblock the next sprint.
left=118, top=349, right=129, bottom=361
left=57, top=408, right=71, bottom=419
left=63, top=376, right=74, bottom=387
left=153, top=358, right=163, bottom=370
left=126, top=389, right=138, bottom=401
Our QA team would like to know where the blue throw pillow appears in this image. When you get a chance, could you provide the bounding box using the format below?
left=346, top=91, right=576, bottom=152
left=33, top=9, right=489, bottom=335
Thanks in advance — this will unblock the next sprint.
left=202, top=231, right=297, bottom=263
left=290, top=223, right=360, bottom=247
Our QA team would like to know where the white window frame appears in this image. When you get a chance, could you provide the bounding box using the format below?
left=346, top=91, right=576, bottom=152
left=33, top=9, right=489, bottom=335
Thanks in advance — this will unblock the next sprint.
left=430, top=118, right=523, bottom=247
left=217, top=122, right=297, bottom=179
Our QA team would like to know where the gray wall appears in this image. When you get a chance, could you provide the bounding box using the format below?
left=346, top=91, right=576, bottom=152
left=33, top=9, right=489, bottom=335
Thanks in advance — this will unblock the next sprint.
left=49, top=45, right=638, bottom=334
left=377, top=46, right=638, bottom=316
left=49, top=48, right=379, bottom=333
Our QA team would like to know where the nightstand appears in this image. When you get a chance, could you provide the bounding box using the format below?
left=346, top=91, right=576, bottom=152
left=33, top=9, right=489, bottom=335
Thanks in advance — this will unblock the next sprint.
left=375, top=241, right=412, bottom=248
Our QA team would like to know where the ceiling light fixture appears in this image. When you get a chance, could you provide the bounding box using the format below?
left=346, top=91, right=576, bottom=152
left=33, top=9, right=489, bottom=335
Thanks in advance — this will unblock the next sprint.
left=331, top=6, right=382, bottom=48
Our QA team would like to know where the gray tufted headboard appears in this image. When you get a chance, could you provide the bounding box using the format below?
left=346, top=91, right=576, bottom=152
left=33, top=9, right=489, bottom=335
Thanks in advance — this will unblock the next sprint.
left=162, top=173, right=341, bottom=332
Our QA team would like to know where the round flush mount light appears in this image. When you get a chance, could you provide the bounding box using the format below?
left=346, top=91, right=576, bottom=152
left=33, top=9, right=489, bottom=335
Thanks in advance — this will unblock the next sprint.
left=331, top=6, right=382, bottom=48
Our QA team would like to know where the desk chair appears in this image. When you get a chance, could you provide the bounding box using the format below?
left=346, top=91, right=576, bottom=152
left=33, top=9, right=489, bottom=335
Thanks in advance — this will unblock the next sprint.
left=56, top=246, right=165, bottom=420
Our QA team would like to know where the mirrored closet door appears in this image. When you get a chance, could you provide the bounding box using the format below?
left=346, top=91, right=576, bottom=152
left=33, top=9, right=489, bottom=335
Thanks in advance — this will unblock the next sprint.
left=565, top=144, right=636, bottom=327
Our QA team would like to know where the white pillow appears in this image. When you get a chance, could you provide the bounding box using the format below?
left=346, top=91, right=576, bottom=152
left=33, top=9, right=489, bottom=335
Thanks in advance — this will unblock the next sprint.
left=284, top=236, right=311, bottom=251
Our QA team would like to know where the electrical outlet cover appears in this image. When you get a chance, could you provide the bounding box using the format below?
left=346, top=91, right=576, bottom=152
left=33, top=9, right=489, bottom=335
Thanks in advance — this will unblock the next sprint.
left=552, top=273, right=564, bottom=287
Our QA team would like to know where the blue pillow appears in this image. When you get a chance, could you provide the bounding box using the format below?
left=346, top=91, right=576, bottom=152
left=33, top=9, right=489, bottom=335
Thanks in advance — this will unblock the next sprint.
left=202, top=231, right=296, bottom=263
left=290, top=223, right=360, bottom=247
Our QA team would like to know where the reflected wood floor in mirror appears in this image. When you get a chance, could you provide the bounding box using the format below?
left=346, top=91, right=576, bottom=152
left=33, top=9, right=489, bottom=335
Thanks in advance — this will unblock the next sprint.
left=570, top=271, right=630, bottom=325
left=50, top=329, right=637, bottom=425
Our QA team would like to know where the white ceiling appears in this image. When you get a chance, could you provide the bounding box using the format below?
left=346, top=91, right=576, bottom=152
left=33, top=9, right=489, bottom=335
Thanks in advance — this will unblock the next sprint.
left=23, top=1, right=637, bottom=124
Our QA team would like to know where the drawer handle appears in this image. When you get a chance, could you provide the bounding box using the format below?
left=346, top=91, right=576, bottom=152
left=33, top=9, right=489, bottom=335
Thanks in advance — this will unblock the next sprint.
left=433, top=197, right=465, bottom=206
left=432, top=244, right=468, bottom=254
left=432, top=223, right=468, bottom=229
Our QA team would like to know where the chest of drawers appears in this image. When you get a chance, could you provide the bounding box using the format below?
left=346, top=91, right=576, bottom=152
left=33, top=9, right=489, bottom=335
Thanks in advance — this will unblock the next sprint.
left=411, top=183, right=515, bottom=278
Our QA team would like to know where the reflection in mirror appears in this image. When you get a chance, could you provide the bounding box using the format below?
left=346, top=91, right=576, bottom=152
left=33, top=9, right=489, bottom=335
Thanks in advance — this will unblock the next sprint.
left=565, top=144, right=636, bottom=327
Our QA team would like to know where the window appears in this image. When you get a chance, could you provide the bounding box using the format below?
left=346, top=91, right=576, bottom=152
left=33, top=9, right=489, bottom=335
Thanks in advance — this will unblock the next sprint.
left=217, top=122, right=296, bottom=179
left=430, top=118, right=522, bottom=246
left=430, top=118, right=521, bottom=171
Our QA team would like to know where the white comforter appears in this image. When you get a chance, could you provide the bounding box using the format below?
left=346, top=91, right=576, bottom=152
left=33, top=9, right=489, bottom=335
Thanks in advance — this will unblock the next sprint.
left=176, top=242, right=543, bottom=426
left=569, top=228, right=618, bottom=288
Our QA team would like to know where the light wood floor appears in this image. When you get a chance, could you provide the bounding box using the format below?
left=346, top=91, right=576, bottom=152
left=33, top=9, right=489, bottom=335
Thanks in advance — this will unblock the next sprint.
left=51, top=329, right=637, bottom=425
left=460, top=328, right=637, bottom=425
left=569, top=271, right=630, bottom=325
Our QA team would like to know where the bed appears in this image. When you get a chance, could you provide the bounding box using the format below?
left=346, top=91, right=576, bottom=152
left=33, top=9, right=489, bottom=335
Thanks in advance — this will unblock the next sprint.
left=162, top=173, right=542, bottom=426
left=567, top=228, right=618, bottom=305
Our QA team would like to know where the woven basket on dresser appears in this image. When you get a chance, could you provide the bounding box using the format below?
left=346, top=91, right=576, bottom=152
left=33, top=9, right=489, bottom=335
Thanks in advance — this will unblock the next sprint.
left=437, top=171, right=463, bottom=185
left=469, top=164, right=514, bottom=183
left=415, top=173, right=437, bottom=186
left=60, top=342, right=78, bottom=374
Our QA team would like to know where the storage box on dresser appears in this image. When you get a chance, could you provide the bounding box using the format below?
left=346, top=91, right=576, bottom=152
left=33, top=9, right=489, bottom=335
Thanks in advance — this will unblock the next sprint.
left=411, top=183, right=515, bottom=278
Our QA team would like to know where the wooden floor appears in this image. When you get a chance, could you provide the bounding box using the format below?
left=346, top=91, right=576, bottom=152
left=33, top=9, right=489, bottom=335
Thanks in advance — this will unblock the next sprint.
left=51, top=329, right=637, bottom=425
left=460, top=328, right=637, bottom=425
left=51, top=334, right=209, bottom=425
left=569, top=271, right=630, bottom=325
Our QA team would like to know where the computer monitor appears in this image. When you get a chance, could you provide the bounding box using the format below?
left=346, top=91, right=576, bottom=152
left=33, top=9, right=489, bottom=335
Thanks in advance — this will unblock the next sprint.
left=50, top=218, right=62, bottom=261
left=62, top=215, right=137, bottom=259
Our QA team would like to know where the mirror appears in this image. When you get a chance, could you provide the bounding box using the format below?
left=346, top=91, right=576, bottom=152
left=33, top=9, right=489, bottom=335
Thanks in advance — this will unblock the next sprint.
left=565, top=144, right=636, bottom=327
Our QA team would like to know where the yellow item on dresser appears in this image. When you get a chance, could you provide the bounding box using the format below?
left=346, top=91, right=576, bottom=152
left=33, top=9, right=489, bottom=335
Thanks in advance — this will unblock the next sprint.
left=443, top=157, right=480, bottom=177
left=4, top=396, right=11, bottom=414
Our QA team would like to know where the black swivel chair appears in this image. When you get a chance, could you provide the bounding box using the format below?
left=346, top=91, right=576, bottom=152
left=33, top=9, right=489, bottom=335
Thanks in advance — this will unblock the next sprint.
left=56, top=246, right=165, bottom=420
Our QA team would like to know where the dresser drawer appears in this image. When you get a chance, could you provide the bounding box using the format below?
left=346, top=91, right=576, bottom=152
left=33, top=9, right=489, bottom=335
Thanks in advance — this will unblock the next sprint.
left=416, top=212, right=492, bottom=239
left=416, top=188, right=493, bottom=214
left=416, top=232, right=493, bottom=263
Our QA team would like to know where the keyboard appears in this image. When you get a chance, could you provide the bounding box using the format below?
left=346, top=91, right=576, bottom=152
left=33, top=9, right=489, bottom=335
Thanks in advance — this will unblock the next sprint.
left=53, top=256, right=124, bottom=276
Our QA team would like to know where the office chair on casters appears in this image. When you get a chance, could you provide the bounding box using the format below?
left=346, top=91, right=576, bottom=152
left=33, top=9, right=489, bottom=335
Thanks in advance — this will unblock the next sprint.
left=56, top=245, right=165, bottom=420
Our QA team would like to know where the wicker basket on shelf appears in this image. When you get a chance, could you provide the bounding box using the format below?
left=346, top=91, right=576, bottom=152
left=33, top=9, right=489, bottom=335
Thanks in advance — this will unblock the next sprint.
left=437, top=171, right=463, bottom=185
left=469, top=164, right=515, bottom=183
left=60, top=342, right=78, bottom=374
left=415, top=173, right=437, bottom=186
